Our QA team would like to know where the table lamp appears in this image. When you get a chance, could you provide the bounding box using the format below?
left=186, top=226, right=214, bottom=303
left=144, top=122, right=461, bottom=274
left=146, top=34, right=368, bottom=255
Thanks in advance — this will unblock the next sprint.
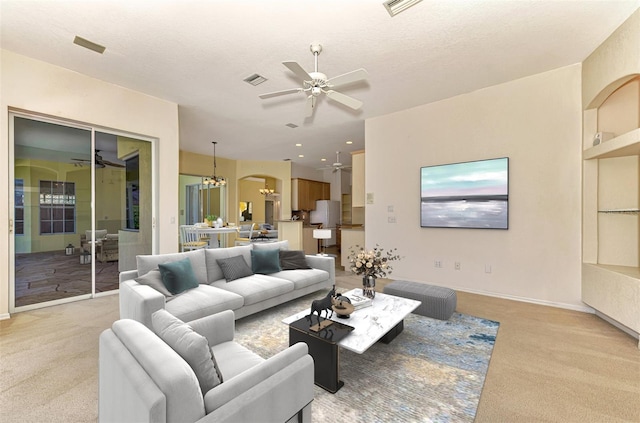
left=313, top=229, right=331, bottom=256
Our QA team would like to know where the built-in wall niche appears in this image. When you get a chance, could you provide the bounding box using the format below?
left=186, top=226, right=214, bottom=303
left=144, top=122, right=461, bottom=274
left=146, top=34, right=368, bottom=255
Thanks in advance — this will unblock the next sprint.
left=582, top=75, right=640, bottom=342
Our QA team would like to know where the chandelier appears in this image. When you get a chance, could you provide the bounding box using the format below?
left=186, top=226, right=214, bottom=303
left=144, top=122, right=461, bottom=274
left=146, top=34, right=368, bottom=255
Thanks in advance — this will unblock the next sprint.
left=203, top=141, right=226, bottom=186
left=259, top=184, right=275, bottom=196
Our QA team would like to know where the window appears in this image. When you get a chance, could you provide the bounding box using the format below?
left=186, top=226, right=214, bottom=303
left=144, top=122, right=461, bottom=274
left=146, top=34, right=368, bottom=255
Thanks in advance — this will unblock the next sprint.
left=15, top=179, right=24, bottom=235
left=39, top=180, right=75, bottom=235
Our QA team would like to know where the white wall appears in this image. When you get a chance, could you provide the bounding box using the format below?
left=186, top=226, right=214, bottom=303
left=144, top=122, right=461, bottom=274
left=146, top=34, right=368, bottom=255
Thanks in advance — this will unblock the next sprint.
left=365, top=64, right=585, bottom=310
left=0, top=50, right=180, bottom=317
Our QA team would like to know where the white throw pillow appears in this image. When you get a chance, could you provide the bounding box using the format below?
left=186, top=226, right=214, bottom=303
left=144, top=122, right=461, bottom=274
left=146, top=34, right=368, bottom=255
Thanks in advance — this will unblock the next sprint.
left=151, top=310, right=222, bottom=394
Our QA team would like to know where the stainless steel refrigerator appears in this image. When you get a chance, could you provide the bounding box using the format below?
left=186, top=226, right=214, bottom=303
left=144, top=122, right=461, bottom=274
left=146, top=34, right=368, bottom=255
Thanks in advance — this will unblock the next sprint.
left=310, top=200, right=341, bottom=246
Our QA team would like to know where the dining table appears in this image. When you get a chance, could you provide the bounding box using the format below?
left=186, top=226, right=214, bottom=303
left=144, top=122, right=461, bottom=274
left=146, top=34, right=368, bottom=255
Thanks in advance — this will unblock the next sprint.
left=197, top=226, right=238, bottom=248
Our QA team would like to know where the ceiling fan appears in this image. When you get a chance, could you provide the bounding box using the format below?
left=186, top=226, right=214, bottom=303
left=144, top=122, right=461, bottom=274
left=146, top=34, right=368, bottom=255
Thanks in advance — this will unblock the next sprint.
left=259, top=43, right=368, bottom=117
left=71, top=150, right=124, bottom=168
left=319, top=151, right=352, bottom=173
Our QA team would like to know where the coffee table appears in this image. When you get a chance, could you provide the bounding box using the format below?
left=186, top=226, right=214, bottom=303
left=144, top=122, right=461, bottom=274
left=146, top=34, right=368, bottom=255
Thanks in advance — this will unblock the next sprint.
left=282, top=288, right=421, bottom=392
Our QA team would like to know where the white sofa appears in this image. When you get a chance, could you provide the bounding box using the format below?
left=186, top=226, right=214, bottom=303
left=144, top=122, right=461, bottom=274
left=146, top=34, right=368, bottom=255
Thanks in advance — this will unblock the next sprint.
left=119, top=241, right=334, bottom=328
left=99, top=309, right=314, bottom=422
left=237, top=223, right=278, bottom=240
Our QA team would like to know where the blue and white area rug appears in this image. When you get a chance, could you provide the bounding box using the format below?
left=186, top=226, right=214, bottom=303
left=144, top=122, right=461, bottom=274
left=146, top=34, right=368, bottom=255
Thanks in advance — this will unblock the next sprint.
left=234, top=292, right=499, bottom=423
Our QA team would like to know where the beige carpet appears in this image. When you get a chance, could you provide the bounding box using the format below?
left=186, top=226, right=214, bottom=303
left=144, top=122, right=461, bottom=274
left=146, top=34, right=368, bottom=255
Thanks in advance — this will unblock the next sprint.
left=1, top=273, right=639, bottom=422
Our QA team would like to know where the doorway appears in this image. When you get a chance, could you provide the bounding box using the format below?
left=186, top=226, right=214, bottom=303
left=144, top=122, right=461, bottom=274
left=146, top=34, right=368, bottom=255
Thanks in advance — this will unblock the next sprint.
left=9, top=112, right=154, bottom=311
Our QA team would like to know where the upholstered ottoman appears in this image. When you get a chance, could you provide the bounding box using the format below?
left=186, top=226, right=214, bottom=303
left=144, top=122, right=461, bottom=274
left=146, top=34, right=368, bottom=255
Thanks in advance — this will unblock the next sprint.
left=384, top=280, right=457, bottom=320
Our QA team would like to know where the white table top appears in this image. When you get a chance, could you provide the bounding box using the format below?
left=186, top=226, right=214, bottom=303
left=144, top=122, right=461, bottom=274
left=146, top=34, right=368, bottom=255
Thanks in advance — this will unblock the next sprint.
left=197, top=227, right=238, bottom=234
left=282, top=288, right=421, bottom=354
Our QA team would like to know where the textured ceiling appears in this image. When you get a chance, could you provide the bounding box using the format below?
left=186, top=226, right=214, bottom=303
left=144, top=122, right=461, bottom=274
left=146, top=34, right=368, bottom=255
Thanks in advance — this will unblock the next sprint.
left=1, top=0, right=638, bottom=169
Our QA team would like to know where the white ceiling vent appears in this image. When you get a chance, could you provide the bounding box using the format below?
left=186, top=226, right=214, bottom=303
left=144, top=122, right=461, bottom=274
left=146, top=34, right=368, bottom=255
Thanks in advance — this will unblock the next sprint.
left=243, top=74, right=267, bottom=86
left=285, top=123, right=298, bottom=129
left=73, top=36, right=106, bottom=54
left=383, top=0, right=423, bottom=17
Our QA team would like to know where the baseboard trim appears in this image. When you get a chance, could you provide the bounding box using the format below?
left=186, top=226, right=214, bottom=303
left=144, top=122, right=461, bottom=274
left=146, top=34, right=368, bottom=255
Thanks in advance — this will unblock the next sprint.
left=453, top=286, right=595, bottom=314
left=594, top=310, right=640, bottom=341
left=0, top=313, right=11, bottom=320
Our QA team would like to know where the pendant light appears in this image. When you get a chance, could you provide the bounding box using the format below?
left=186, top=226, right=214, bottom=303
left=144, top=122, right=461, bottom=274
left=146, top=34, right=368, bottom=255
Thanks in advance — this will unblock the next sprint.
left=203, top=141, right=226, bottom=186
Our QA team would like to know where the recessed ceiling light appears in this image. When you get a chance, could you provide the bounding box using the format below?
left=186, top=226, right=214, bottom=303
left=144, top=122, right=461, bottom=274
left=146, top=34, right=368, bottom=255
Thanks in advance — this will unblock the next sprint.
left=346, top=141, right=353, bottom=145
left=73, top=35, right=106, bottom=54
left=298, top=154, right=304, bottom=158
left=295, top=143, right=302, bottom=147
left=285, top=123, right=298, bottom=129
left=243, top=74, right=267, bottom=86
left=321, top=158, right=327, bottom=162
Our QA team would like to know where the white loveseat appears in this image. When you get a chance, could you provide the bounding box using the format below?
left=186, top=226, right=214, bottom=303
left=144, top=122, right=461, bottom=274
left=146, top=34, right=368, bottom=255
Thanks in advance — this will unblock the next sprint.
left=119, top=241, right=334, bottom=328
left=99, top=310, right=314, bottom=422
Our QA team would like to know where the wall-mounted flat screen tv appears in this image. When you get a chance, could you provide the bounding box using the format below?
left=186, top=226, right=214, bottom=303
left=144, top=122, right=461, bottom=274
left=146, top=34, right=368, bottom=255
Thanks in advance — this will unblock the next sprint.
left=420, top=157, right=509, bottom=229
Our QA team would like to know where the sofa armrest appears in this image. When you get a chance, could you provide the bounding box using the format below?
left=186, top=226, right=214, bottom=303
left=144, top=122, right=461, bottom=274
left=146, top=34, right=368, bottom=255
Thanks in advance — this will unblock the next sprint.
left=119, top=269, right=139, bottom=283
left=304, top=254, right=335, bottom=281
left=203, top=342, right=313, bottom=421
left=119, top=280, right=166, bottom=329
left=188, top=310, right=235, bottom=346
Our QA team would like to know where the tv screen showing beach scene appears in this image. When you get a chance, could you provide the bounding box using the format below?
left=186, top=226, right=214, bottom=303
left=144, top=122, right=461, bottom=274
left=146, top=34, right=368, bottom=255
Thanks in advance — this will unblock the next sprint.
left=420, top=157, right=509, bottom=229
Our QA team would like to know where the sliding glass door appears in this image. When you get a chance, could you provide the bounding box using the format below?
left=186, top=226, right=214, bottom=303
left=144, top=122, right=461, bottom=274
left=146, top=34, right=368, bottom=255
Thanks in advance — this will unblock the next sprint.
left=9, top=112, right=153, bottom=312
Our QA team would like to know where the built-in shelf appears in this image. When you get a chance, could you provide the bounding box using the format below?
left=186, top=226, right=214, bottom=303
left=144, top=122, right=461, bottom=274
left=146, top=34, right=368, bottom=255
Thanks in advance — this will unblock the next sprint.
left=598, top=209, right=640, bottom=214
left=583, top=128, right=640, bottom=160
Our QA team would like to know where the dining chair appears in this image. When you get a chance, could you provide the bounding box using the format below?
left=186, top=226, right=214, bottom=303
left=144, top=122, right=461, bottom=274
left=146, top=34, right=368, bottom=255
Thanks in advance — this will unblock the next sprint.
left=180, top=225, right=209, bottom=252
left=234, top=223, right=258, bottom=246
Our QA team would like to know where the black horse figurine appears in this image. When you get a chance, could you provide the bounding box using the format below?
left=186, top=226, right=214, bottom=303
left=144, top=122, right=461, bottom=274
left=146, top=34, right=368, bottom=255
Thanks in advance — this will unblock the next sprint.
left=310, top=286, right=336, bottom=326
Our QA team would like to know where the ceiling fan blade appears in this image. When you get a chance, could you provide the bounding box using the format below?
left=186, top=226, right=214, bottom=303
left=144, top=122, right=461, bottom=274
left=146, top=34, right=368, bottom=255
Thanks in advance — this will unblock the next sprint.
left=325, top=90, right=363, bottom=110
left=103, top=160, right=125, bottom=168
left=283, top=61, right=312, bottom=81
left=305, top=95, right=316, bottom=117
left=326, top=68, right=368, bottom=88
left=259, top=88, right=303, bottom=99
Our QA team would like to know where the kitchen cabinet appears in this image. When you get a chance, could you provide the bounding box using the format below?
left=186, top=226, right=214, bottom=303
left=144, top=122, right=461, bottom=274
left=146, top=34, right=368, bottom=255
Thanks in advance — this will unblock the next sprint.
left=292, top=178, right=330, bottom=210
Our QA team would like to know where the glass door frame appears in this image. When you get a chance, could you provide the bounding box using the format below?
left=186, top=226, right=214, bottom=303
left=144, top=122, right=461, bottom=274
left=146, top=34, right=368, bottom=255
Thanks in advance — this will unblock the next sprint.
left=8, top=110, right=158, bottom=313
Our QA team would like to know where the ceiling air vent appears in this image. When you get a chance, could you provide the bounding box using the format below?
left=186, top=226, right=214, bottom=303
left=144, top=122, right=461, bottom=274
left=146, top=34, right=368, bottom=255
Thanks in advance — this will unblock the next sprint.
left=383, top=0, right=423, bottom=17
left=285, top=123, right=298, bottom=129
left=243, top=73, right=267, bottom=86
left=73, top=36, right=106, bottom=54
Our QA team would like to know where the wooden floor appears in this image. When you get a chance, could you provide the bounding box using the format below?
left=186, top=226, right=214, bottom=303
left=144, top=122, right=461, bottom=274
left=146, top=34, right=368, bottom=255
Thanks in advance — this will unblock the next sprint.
left=14, top=250, right=119, bottom=307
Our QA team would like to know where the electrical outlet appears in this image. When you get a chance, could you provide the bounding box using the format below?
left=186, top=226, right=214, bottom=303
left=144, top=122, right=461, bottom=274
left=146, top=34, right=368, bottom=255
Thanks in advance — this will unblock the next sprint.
left=454, top=261, right=461, bottom=270
left=388, top=216, right=396, bottom=223
left=434, top=260, right=442, bottom=268
left=387, top=205, right=394, bottom=212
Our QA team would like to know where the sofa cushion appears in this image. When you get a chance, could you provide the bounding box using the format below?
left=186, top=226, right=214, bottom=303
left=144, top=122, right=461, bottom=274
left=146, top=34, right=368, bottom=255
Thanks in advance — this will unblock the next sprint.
left=252, top=240, right=289, bottom=251
left=270, top=268, right=330, bottom=290
left=251, top=249, right=281, bottom=274
left=218, top=275, right=294, bottom=306
left=279, top=250, right=311, bottom=270
left=86, top=229, right=108, bottom=241
left=137, top=249, right=208, bottom=284
left=158, top=258, right=200, bottom=295
left=217, top=255, right=254, bottom=282
left=211, top=340, right=264, bottom=382
left=205, top=245, right=253, bottom=283
left=165, top=285, right=244, bottom=323
left=135, top=269, right=173, bottom=298
left=152, top=310, right=222, bottom=394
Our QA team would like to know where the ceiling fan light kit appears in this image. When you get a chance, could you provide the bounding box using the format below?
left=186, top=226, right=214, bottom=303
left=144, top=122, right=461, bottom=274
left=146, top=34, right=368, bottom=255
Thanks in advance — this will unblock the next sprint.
left=259, top=43, right=368, bottom=117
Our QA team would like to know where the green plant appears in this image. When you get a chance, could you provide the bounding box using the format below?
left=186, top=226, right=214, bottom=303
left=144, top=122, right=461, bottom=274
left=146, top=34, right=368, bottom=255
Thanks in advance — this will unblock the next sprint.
left=205, top=214, right=217, bottom=221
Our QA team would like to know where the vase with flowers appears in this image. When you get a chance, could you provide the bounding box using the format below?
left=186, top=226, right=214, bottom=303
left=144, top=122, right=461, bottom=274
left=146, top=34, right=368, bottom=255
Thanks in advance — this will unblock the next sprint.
left=347, top=245, right=400, bottom=299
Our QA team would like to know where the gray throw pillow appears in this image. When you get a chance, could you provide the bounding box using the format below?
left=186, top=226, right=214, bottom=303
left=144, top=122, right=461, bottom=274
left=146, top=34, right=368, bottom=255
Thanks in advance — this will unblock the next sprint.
left=135, top=269, right=173, bottom=298
left=251, top=249, right=282, bottom=274
left=217, top=255, right=253, bottom=282
left=279, top=250, right=311, bottom=270
left=158, top=258, right=200, bottom=294
left=151, top=310, right=222, bottom=394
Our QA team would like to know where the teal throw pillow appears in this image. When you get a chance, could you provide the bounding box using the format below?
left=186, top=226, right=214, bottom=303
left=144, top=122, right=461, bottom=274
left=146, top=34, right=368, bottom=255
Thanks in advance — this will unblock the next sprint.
left=251, top=249, right=282, bottom=274
left=158, top=258, right=199, bottom=295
